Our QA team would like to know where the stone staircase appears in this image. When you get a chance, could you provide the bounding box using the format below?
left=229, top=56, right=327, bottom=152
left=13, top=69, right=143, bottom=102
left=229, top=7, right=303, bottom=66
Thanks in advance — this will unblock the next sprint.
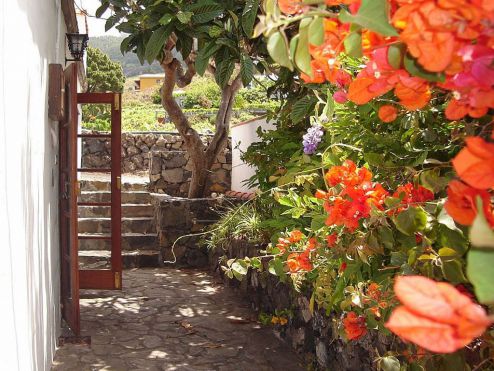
left=78, top=176, right=161, bottom=269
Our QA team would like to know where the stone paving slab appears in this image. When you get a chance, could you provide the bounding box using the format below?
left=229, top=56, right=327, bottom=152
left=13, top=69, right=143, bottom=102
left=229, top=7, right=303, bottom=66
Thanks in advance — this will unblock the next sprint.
left=52, top=268, right=304, bottom=371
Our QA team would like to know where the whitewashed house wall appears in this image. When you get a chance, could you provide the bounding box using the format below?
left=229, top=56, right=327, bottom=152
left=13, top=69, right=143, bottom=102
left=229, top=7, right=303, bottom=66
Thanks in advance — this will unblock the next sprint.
left=231, top=117, right=274, bottom=192
left=0, top=1, right=71, bottom=370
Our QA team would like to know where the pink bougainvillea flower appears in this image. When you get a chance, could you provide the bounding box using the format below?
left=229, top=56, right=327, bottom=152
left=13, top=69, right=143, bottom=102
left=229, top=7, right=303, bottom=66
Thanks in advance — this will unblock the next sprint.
left=386, top=276, right=492, bottom=353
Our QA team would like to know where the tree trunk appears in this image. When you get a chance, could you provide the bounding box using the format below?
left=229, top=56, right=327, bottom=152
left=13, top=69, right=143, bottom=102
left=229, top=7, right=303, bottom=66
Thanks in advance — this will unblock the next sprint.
left=160, top=58, right=241, bottom=198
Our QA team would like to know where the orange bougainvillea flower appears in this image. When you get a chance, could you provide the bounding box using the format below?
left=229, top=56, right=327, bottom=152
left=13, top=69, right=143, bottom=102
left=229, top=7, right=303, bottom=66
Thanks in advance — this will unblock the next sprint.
left=326, top=233, right=338, bottom=247
left=315, top=189, right=328, bottom=200
left=378, top=105, right=398, bottom=122
left=278, top=0, right=308, bottom=14
left=289, top=229, right=304, bottom=243
left=394, top=75, right=431, bottom=110
left=444, top=180, right=494, bottom=226
left=385, top=276, right=492, bottom=353
left=452, top=136, right=494, bottom=189
left=343, top=312, right=367, bottom=340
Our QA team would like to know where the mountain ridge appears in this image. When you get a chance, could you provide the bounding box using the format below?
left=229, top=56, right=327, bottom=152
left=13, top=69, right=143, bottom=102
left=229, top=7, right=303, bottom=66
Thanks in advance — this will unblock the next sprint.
left=89, top=35, right=163, bottom=77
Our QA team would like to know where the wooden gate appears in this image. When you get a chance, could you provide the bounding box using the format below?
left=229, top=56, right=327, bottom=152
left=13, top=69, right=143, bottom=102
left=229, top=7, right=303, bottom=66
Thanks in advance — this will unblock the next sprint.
left=59, top=66, right=122, bottom=335
left=77, top=92, right=122, bottom=290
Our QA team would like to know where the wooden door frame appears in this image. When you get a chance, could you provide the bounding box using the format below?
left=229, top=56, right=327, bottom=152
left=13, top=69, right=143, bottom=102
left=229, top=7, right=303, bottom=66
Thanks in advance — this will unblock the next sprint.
left=59, top=63, right=80, bottom=336
left=77, top=93, right=122, bottom=290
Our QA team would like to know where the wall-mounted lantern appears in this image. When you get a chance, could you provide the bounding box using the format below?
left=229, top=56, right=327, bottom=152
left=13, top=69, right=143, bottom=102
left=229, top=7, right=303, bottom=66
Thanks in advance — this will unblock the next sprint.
left=65, top=33, right=89, bottom=64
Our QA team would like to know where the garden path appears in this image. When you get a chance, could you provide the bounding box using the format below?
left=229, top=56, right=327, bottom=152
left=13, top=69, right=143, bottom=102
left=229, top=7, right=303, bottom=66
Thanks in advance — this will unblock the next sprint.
left=52, top=268, right=304, bottom=371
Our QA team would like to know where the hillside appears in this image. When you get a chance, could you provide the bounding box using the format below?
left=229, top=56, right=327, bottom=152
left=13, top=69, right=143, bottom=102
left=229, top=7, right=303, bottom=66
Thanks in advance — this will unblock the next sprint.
left=89, top=35, right=162, bottom=77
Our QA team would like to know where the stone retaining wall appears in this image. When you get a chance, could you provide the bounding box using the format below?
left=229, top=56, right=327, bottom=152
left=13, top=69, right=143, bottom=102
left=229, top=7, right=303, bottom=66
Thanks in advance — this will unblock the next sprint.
left=151, top=194, right=227, bottom=267
left=81, top=131, right=232, bottom=174
left=208, top=239, right=392, bottom=371
left=149, top=150, right=231, bottom=197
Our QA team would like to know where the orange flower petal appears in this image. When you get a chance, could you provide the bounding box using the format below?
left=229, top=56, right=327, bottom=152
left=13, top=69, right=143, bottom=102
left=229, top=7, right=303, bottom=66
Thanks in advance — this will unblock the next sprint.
left=378, top=105, right=398, bottom=122
left=347, top=78, right=376, bottom=105
left=452, top=137, right=494, bottom=189
left=385, top=306, right=460, bottom=353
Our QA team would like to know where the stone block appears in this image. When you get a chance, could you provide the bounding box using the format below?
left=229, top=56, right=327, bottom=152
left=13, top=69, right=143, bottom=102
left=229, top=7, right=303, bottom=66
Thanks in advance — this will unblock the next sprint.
left=87, top=139, right=105, bottom=154
left=162, top=153, right=187, bottom=168
left=127, top=145, right=139, bottom=156
left=210, top=169, right=229, bottom=184
left=161, top=168, right=184, bottom=183
left=155, top=137, right=167, bottom=148
left=171, top=141, right=182, bottom=149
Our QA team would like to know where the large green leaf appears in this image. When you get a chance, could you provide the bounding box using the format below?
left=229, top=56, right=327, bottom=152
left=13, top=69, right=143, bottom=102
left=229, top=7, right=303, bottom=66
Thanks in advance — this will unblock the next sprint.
left=105, top=14, right=121, bottom=32
left=242, top=0, right=260, bottom=37
left=191, top=4, right=223, bottom=24
left=469, top=198, right=494, bottom=249
left=294, top=18, right=313, bottom=76
left=215, top=59, right=235, bottom=87
left=145, top=25, right=172, bottom=64
left=120, top=35, right=133, bottom=55
left=339, top=0, right=398, bottom=37
left=267, top=31, right=293, bottom=70
left=159, top=14, right=174, bottom=26
left=392, top=207, right=428, bottom=236
left=387, top=43, right=405, bottom=69
left=467, top=249, right=494, bottom=304
left=95, top=2, right=109, bottom=18
left=195, top=42, right=221, bottom=75
left=344, top=28, right=363, bottom=58
left=308, top=17, right=324, bottom=46
left=290, top=96, right=315, bottom=123
left=240, top=55, right=255, bottom=86
left=177, top=11, right=193, bottom=24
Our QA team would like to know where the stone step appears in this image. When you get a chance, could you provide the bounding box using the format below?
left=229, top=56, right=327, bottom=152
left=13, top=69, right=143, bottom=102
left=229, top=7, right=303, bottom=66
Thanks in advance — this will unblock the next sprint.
left=78, top=217, right=155, bottom=234
left=78, top=204, right=154, bottom=218
left=79, top=191, right=151, bottom=204
left=80, top=179, right=148, bottom=192
left=78, top=233, right=158, bottom=251
left=78, top=250, right=161, bottom=269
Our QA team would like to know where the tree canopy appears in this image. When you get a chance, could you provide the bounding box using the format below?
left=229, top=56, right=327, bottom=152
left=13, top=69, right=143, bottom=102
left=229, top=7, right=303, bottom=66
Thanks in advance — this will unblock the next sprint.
left=86, top=46, right=125, bottom=93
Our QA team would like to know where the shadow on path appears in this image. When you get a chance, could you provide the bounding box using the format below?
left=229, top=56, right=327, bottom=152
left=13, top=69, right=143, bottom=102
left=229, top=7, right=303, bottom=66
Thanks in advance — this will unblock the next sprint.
left=52, top=268, right=304, bottom=371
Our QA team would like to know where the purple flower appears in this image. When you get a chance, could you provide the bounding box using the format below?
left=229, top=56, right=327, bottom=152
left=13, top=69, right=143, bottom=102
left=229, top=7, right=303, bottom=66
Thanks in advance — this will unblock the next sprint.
left=302, top=124, right=324, bottom=155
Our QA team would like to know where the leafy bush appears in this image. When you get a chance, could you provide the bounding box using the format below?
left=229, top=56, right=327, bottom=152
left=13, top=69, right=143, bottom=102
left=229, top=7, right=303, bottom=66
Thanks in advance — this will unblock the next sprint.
left=205, top=202, right=267, bottom=251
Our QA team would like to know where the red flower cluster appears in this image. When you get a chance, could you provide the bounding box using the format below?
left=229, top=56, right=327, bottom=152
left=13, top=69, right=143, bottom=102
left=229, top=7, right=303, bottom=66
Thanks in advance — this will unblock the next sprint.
left=276, top=230, right=318, bottom=273
left=287, top=237, right=317, bottom=273
left=391, top=182, right=434, bottom=213
left=343, top=311, right=367, bottom=340
left=319, top=161, right=436, bottom=231
left=321, top=160, right=389, bottom=231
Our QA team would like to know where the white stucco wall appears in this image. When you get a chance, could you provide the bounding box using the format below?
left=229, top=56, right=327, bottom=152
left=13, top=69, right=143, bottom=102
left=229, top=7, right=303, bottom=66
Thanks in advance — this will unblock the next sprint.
left=0, top=0, right=67, bottom=370
left=231, top=117, right=274, bottom=192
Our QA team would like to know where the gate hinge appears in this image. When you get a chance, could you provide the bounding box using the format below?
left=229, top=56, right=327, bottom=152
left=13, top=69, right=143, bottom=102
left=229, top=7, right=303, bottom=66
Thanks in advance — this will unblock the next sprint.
left=114, top=271, right=121, bottom=289
left=114, top=93, right=120, bottom=111
left=116, top=176, right=121, bottom=190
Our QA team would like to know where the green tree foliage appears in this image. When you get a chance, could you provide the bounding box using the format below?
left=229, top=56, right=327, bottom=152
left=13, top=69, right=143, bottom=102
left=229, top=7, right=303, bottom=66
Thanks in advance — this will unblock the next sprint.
left=86, top=46, right=125, bottom=93
left=96, top=0, right=270, bottom=197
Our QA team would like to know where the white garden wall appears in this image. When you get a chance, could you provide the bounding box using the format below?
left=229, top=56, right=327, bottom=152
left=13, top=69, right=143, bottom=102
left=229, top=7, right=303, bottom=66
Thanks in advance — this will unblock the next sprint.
left=231, top=116, right=274, bottom=192
left=0, top=1, right=69, bottom=370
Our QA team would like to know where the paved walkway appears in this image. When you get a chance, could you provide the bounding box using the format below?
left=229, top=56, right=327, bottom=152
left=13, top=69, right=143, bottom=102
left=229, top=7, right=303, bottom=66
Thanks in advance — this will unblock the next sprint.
left=52, top=268, right=304, bottom=371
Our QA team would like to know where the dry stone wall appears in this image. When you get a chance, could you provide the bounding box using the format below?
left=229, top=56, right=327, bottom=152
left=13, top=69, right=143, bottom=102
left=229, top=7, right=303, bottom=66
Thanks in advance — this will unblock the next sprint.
left=149, top=150, right=231, bottom=197
left=81, top=130, right=232, bottom=175
left=209, top=239, right=393, bottom=370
